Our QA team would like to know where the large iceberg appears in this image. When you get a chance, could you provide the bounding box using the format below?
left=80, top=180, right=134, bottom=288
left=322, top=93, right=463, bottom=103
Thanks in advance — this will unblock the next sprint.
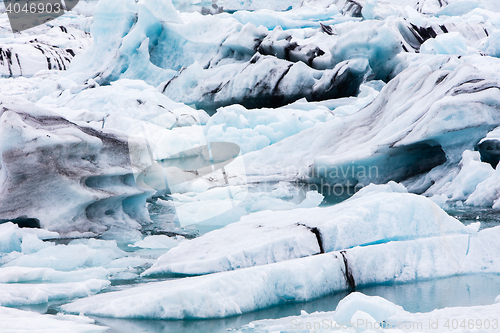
left=143, top=183, right=467, bottom=276
left=241, top=62, right=500, bottom=190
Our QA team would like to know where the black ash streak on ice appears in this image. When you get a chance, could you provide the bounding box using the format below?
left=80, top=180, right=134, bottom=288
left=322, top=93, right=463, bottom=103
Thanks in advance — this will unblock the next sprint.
left=0, top=24, right=82, bottom=77
left=297, top=222, right=325, bottom=254
left=339, top=251, right=355, bottom=291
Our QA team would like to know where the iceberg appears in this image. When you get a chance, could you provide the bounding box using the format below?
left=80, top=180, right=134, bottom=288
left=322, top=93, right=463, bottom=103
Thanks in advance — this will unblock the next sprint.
left=204, top=83, right=379, bottom=154
left=0, top=266, right=110, bottom=284
left=161, top=56, right=371, bottom=112
left=129, top=235, right=183, bottom=250
left=61, top=183, right=498, bottom=319
left=143, top=183, right=467, bottom=276
left=0, top=101, right=153, bottom=239
left=241, top=63, right=500, bottom=190
left=39, top=79, right=209, bottom=133
left=0, top=232, right=156, bottom=284
left=163, top=182, right=324, bottom=228
left=4, top=238, right=134, bottom=271
left=478, top=125, right=500, bottom=168
left=0, top=25, right=92, bottom=77
left=0, top=222, right=22, bottom=253
left=2, top=0, right=500, bottom=330
left=62, top=225, right=500, bottom=319
left=426, top=150, right=500, bottom=208
left=0, top=2, right=94, bottom=77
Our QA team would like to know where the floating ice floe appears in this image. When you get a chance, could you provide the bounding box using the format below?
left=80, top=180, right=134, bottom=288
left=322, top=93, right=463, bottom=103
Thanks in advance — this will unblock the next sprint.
left=143, top=182, right=467, bottom=276
left=0, top=305, right=107, bottom=333
left=0, top=279, right=110, bottom=306
left=0, top=230, right=172, bottom=312
left=2, top=238, right=127, bottom=271
left=163, top=181, right=324, bottom=228
left=62, top=224, right=500, bottom=319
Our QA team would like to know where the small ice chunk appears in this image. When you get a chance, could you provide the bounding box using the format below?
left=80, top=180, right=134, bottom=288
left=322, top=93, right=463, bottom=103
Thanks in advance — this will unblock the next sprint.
left=129, top=235, right=181, bottom=249
left=420, top=32, right=471, bottom=56
left=350, top=310, right=380, bottom=332
left=465, top=222, right=481, bottom=234
left=0, top=223, right=22, bottom=253
left=21, top=234, right=55, bottom=254
left=333, top=292, right=404, bottom=324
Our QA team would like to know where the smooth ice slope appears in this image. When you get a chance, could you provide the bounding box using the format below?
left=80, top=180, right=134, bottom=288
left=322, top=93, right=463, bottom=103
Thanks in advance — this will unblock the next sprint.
left=144, top=183, right=467, bottom=276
